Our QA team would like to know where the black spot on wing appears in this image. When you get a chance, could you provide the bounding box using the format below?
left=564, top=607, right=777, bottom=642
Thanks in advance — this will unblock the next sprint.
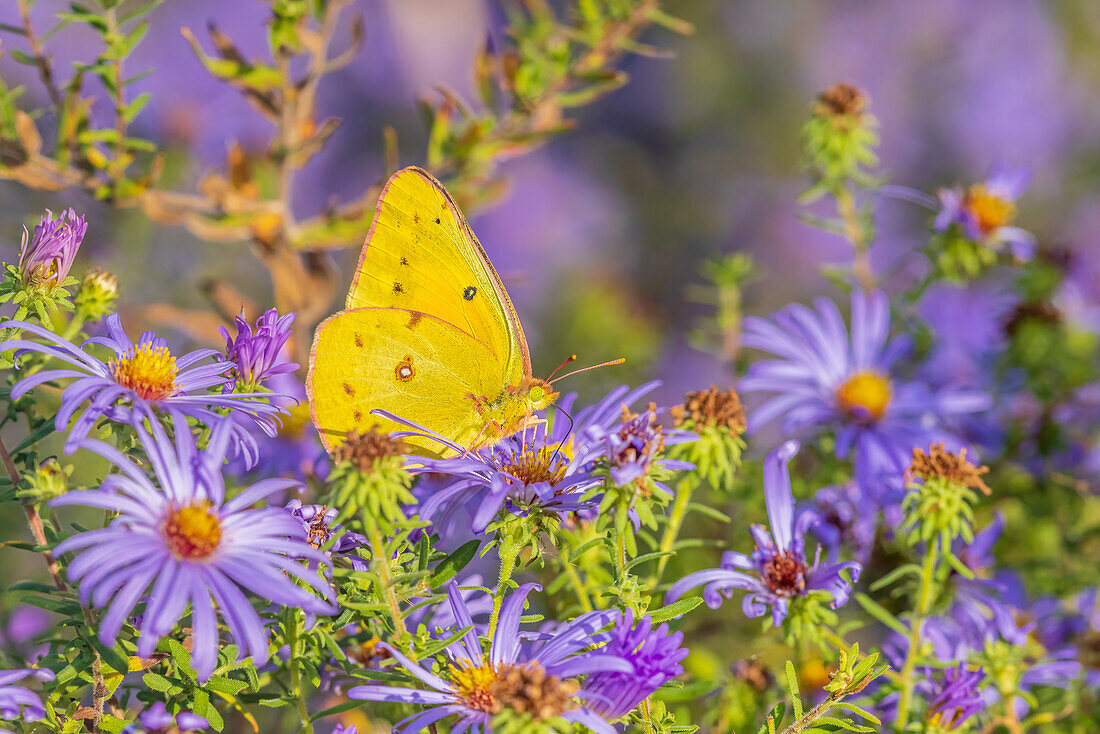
left=463, top=286, right=477, bottom=301
left=393, top=282, right=404, bottom=294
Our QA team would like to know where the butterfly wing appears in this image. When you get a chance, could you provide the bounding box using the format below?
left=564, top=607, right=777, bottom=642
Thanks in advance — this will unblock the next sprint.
left=308, top=307, right=510, bottom=458
left=346, top=166, right=530, bottom=379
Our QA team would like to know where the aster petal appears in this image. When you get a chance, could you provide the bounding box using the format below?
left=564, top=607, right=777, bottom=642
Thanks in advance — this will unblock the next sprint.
left=445, top=582, right=483, bottom=666
left=490, top=582, right=541, bottom=666
left=561, top=708, right=617, bottom=734
left=764, top=441, right=800, bottom=550
left=394, top=704, right=470, bottom=734
left=375, top=643, right=455, bottom=693
left=347, top=685, right=457, bottom=705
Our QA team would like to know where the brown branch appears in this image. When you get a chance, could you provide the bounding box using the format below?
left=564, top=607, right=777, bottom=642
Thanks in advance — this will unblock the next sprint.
left=16, top=0, right=64, bottom=113
left=0, top=434, right=67, bottom=592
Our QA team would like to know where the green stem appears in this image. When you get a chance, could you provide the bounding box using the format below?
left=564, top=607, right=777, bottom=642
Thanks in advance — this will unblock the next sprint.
left=364, top=514, right=408, bottom=649
left=488, top=530, right=521, bottom=640
left=834, top=185, right=874, bottom=291
left=894, top=536, right=940, bottom=730
left=287, top=610, right=314, bottom=734
left=655, top=474, right=698, bottom=580
left=778, top=694, right=840, bottom=734
left=562, top=557, right=593, bottom=613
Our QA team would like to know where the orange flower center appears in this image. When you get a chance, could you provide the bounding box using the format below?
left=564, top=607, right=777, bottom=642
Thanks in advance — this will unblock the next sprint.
left=110, top=343, right=179, bottom=401
left=836, top=370, right=891, bottom=420
left=963, top=184, right=1015, bottom=235
left=163, top=502, right=222, bottom=560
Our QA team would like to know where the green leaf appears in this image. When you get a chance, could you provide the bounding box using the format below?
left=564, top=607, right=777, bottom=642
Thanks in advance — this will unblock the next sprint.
left=649, top=596, right=703, bottom=623
left=426, top=539, right=480, bottom=588
left=854, top=593, right=909, bottom=637
left=784, top=660, right=803, bottom=718
left=309, top=699, right=363, bottom=722
left=9, top=49, right=38, bottom=66
left=756, top=702, right=785, bottom=734
left=142, top=672, right=174, bottom=692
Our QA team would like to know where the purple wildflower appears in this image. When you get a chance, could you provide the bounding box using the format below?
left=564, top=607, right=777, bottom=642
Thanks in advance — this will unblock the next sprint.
left=666, top=441, right=861, bottom=625
left=739, top=290, right=989, bottom=496
left=0, top=314, right=286, bottom=464
left=122, top=701, right=208, bottom=733
left=220, top=308, right=298, bottom=392
left=348, top=582, right=628, bottom=733
left=0, top=668, right=53, bottom=732
left=51, top=415, right=336, bottom=681
left=581, top=609, right=688, bottom=720
left=807, top=482, right=877, bottom=564
left=0, top=606, right=50, bottom=663
left=18, top=208, right=87, bottom=287
left=584, top=399, right=696, bottom=492
left=284, top=499, right=368, bottom=571
left=925, top=663, right=985, bottom=730
left=934, top=164, right=1035, bottom=259
left=949, top=515, right=1027, bottom=647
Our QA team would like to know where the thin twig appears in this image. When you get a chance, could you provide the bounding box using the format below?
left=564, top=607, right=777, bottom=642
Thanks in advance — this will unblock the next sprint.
left=0, top=434, right=66, bottom=591
left=16, top=0, right=64, bottom=112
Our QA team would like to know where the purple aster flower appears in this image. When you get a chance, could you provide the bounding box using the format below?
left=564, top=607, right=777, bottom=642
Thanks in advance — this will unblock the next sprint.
left=666, top=441, right=861, bottom=625
left=348, top=581, right=628, bottom=733
left=17, top=208, right=87, bottom=287
left=0, top=314, right=286, bottom=465
left=740, top=290, right=989, bottom=496
left=806, top=482, right=877, bottom=564
left=583, top=398, right=696, bottom=492
left=122, top=701, right=208, bottom=733
left=924, top=663, right=985, bottom=731
left=580, top=609, right=688, bottom=720
left=284, top=499, right=368, bottom=571
left=0, top=667, right=53, bottom=732
left=329, top=726, right=357, bottom=734
left=0, top=606, right=50, bottom=663
left=934, top=164, right=1035, bottom=259
left=50, top=415, right=337, bottom=681
left=220, top=308, right=298, bottom=392
left=948, top=515, right=1027, bottom=648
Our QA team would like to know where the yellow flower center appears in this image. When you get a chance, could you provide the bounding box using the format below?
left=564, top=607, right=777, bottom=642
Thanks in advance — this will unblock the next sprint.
left=963, top=184, right=1016, bottom=235
left=450, top=661, right=500, bottom=713
left=110, top=343, right=180, bottom=401
left=163, top=502, right=222, bottom=560
left=501, top=445, right=569, bottom=486
left=836, top=370, right=891, bottom=421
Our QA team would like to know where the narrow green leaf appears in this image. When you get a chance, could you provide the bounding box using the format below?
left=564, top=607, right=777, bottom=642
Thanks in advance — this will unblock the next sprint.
left=427, top=539, right=481, bottom=588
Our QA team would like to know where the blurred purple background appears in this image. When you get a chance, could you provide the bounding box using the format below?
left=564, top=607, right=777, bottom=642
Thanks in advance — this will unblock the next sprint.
left=2, top=0, right=1100, bottom=404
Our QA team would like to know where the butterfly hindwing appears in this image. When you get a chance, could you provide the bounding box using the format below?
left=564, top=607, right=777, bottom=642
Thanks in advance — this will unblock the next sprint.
left=308, top=306, right=512, bottom=458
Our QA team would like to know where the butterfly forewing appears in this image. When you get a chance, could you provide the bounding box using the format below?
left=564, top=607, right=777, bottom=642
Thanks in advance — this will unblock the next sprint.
left=346, top=167, right=529, bottom=381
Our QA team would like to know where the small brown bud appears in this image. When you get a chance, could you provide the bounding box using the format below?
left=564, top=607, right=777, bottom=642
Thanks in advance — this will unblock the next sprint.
left=905, top=442, right=991, bottom=495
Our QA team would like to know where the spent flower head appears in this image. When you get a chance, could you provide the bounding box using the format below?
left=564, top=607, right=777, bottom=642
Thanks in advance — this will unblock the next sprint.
left=802, top=82, right=879, bottom=187
left=669, top=385, right=746, bottom=490
left=326, top=426, right=414, bottom=528
left=902, top=443, right=990, bottom=546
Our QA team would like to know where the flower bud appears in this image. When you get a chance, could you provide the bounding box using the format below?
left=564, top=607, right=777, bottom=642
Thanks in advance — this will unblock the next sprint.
left=18, top=209, right=87, bottom=288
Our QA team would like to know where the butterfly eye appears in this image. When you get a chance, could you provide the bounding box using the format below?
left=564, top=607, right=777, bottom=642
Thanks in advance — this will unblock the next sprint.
left=529, top=386, right=545, bottom=403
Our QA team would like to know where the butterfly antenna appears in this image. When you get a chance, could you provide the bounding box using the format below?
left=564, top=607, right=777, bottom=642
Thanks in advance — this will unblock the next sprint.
left=544, top=403, right=575, bottom=467
left=547, top=354, right=578, bottom=381
left=549, top=357, right=626, bottom=384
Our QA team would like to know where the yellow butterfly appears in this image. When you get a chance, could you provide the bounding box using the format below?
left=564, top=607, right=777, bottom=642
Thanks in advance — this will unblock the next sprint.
left=307, top=166, right=559, bottom=458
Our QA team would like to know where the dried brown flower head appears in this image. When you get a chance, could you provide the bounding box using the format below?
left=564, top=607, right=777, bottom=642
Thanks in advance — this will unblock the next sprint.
left=333, top=427, right=406, bottom=473
left=814, top=82, right=867, bottom=119
left=906, top=443, right=991, bottom=495
left=490, top=663, right=579, bottom=720
left=670, top=385, right=746, bottom=436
